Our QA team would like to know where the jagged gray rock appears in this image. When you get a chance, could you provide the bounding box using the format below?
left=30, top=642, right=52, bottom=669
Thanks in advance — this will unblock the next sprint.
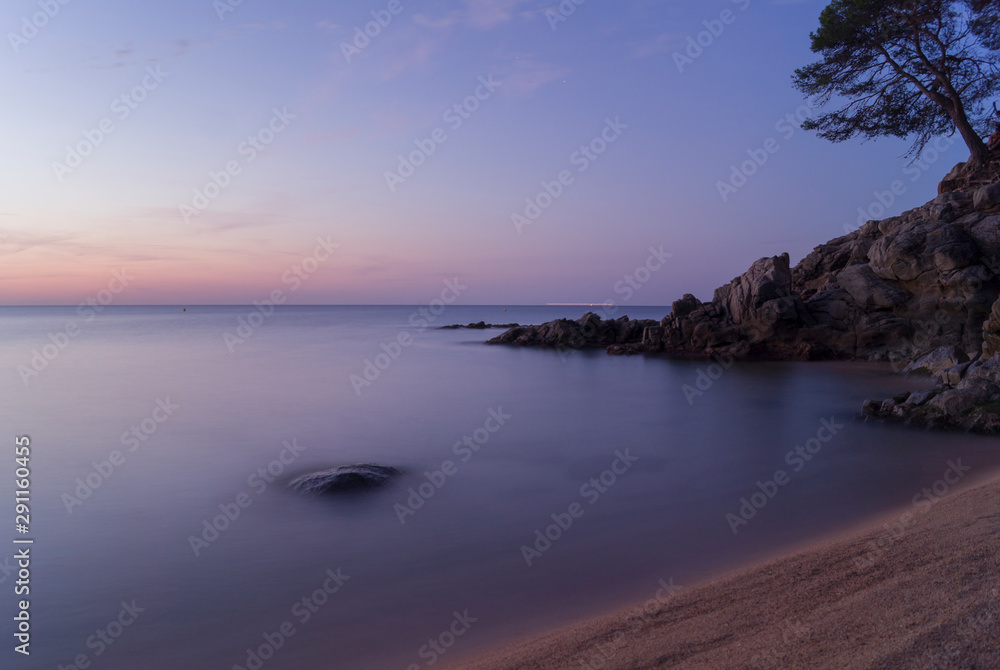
left=973, top=183, right=1000, bottom=213
left=983, top=296, right=1000, bottom=358
left=863, top=357, right=1000, bottom=433
left=902, top=346, right=970, bottom=378
left=487, top=313, right=655, bottom=350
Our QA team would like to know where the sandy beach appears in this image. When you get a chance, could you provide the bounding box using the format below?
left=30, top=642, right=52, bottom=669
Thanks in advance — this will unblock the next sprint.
left=451, top=468, right=1000, bottom=669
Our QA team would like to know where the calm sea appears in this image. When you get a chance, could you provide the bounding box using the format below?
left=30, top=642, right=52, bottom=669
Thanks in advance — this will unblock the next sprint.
left=2, top=305, right=998, bottom=670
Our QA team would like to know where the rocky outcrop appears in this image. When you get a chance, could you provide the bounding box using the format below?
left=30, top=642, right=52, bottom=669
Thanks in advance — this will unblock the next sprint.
left=487, top=313, right=656, bottom=349
left=492, top=167, right=1000, bottom=365
left=714, top=253, right=794, bottom=326
left=938, top=152, right=1000, bottom=194
left=290, top=465, right=400, bottom=495
left=440, top=322, right=520, bottom=330
left=983, top=296, right=1000, bottom=359
left=863, top=357, right=1000, bottom=434
left=901, top=346, right=969, bottom=377
left=488, top=158, right=1000, bottom=432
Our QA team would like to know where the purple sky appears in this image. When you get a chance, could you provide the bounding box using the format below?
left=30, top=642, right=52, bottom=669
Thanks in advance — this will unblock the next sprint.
left=1, top=0, right=971, bottom=305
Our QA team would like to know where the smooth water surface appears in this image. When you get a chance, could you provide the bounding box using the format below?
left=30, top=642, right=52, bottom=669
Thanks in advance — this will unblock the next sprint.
left=1, top=306, right=998, bottom=670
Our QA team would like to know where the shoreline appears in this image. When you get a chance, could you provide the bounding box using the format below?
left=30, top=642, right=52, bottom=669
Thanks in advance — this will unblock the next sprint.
left=447, top=466, right=1000, bottom=669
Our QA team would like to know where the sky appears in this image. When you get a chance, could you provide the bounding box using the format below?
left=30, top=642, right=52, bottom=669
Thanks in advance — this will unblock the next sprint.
left=0, top=0, right=973, bottom=306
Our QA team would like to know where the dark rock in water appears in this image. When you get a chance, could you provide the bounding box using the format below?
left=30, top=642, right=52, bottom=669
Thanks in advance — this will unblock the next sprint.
left=486, top=313, right=657, bottom=350
left=490, top=159, right=1000, bottom=366
left=862, top=356, right=1000, bottom=434
left=483, top=161, right=1000, bottom=433
left=440, top=322, right=520, bottom=330
left=290, top=465, right=400, bottom=495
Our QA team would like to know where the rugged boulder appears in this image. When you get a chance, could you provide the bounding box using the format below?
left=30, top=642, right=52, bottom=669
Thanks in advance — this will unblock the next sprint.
left=984, top=296, right=1000, bottom=359
left=863, top=357, right=1000, bottom=434
left=902, top=346, right=970, bottom=379
left=290, top=465, right=400, bottom=495
left=714, top=253, right=793, bottom=326
left=487, top=313, right=656, bottom=349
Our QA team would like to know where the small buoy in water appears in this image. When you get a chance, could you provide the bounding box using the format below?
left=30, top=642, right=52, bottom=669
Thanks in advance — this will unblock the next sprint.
left=183, top=308, right=186, bottom=312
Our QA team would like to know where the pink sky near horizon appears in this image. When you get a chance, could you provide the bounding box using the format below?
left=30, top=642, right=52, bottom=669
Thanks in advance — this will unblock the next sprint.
left=1, top=0, right=973, bottom=306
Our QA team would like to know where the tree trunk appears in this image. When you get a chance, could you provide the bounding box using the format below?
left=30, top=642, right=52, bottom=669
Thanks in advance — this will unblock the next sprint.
left=949, top=100, right=991, bottom=167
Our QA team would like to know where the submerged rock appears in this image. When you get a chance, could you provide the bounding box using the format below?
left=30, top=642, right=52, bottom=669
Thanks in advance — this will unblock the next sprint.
left=290, top=465, right=400, bottom=495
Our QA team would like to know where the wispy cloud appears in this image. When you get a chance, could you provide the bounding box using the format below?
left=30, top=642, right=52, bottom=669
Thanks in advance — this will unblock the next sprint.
left=416, top=0, right=537, bottom=31
left=629, top=32, right=680, bottom=59
left=380, top=35, right=442, bottom=79
left=77, top=38, right=199, bottom=70
left=497, top=55, right=570, bottom=96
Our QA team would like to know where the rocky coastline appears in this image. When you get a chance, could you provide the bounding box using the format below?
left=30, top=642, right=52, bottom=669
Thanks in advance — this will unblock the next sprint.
left=488, top=160, right=1000, bottom=434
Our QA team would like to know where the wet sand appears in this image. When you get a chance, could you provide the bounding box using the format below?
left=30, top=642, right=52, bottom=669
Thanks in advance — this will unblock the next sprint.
left=451, top=468, right=1000, bottom=669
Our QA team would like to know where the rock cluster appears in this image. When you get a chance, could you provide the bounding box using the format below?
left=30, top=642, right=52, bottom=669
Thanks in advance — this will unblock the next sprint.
left=440, top=322, right=520, bottom=330
left=862, top=354, right=1000, bottom=433
left=488, top=313, right=656, bottom=350
left=487, top=160, right=1000, bottom=433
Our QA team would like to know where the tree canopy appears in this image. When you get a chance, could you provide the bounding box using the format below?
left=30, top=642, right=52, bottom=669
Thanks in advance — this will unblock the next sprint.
left=794, top=0, right=1000, bottom=166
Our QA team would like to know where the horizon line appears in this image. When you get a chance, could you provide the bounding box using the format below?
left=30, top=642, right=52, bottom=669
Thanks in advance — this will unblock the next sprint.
left=0, top=303, right=671, bottom=308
